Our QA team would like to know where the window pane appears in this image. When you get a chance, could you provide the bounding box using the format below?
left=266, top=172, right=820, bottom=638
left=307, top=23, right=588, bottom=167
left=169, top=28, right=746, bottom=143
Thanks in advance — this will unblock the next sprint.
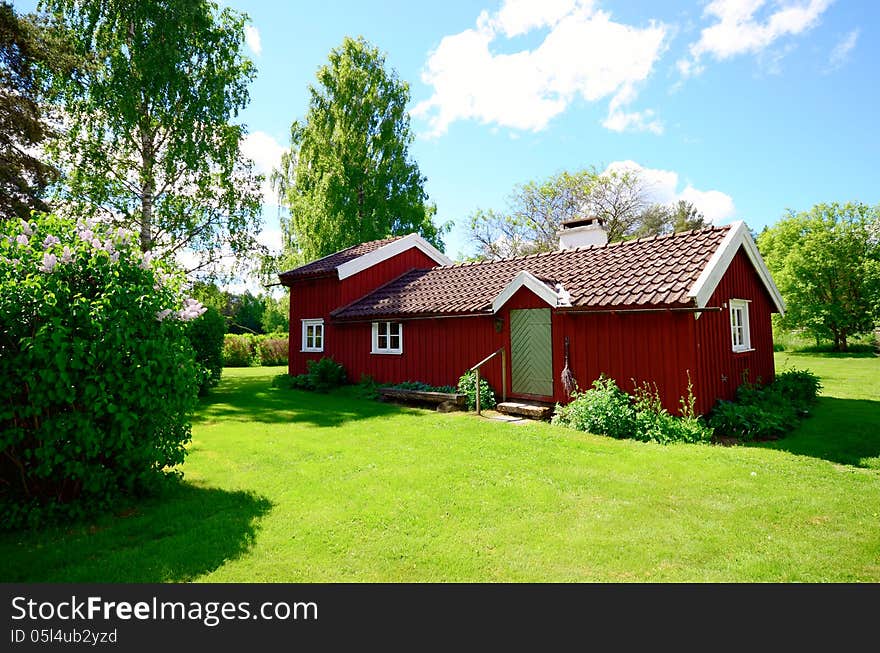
left=390, top=334, right=400, bottom=350
left=390, top=322, right=400, bottom=337
left=378, top=334, right=387, bottom=349
left=378, top=322, right=387, bottom=337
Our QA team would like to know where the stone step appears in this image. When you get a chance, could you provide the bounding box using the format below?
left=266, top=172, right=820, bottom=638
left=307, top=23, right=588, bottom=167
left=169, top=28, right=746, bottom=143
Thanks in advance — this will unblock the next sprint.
left=495, top=401, right=554, bottom=420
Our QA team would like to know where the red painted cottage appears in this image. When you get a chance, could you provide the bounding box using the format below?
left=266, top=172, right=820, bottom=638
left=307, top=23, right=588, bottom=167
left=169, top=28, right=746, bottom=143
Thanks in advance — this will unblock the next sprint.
left=280, top=220, right=785, bottom=414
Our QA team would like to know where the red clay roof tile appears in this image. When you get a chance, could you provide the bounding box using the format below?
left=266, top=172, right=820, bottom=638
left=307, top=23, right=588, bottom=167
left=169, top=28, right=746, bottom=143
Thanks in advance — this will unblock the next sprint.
left=330, top=225, right=730, bottom=319
left=279, top=236, right=404, bottom=280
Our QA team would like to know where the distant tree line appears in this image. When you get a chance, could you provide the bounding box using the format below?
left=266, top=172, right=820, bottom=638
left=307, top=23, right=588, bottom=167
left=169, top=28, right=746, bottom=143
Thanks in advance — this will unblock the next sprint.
left=191, top=282, right=288, bottom=335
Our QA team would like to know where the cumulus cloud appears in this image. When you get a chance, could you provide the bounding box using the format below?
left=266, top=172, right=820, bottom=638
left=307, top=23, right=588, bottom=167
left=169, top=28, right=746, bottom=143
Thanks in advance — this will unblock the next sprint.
left=414, top=0, right=667, bottom=136
left=826, top=28, right=859, bottom=72
left=605, top=160, right=736, bottom=223
left=678, top=0, right=832, bottom=77
left=241, top=131, right=285, bottom=206
left=245, top=24, right=262, bottom=56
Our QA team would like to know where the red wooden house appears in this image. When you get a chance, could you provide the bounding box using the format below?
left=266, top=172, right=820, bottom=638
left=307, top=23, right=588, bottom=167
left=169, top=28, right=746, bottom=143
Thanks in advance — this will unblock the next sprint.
left=280, top=220, right=785, bottom=415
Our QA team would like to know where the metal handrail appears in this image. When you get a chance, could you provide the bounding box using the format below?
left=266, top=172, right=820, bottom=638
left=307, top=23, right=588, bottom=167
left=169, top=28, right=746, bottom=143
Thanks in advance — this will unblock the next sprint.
left=468, top=347, right=507, bottom=415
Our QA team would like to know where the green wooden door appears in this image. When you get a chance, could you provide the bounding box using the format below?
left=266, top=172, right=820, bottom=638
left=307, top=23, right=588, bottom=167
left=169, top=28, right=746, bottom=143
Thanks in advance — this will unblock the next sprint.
left=510, top=308, right=553, bottom=397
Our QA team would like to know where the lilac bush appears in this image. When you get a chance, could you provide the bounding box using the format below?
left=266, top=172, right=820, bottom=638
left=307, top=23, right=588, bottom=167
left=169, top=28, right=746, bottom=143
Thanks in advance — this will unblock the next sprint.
left=0, top=213, right=204, bottom=528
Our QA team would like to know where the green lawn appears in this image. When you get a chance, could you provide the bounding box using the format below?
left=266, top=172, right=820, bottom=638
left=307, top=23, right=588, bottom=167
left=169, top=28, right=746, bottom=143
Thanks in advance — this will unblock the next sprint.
left=1, top=353, right=878, bottom=582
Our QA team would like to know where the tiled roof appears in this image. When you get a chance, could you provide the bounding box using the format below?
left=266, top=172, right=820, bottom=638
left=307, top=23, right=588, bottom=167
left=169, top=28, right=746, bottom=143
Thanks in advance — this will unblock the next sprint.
left=332, top=226, right=731, bottom=319
left=279, top=236, right=404, bottom=280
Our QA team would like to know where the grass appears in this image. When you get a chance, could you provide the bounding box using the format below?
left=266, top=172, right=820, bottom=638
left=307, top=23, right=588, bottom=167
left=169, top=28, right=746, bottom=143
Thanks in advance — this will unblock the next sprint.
left=1, top=355, right=878, bottom=582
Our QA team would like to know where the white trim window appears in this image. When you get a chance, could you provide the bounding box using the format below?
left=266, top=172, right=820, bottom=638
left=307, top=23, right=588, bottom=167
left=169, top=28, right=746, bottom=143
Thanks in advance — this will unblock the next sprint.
left=729, top=299, right=752, bottom=352
left=301, top=318, right=324, bottom=352
left=371, top=321, right=402, bottom=354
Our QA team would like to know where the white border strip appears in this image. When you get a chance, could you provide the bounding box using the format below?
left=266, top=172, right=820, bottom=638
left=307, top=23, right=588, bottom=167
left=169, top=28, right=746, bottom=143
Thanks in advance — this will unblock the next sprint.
left=688, top=221, right=786, bottom=314
left=491, top=270, right=558, bottom=313
left=336, top=233, right=453, bottom=280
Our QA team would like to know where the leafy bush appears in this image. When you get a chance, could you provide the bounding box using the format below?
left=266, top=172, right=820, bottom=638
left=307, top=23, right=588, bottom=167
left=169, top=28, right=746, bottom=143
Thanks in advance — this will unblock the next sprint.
left=222, top=333, right=256, bottom=367
left=257, top=336, right=289, bottom=366
left=552, top=376, right=636, bottom=438
left=708, top=369, right=820, bottom=441
left=772, top=368, right=822, bottom=405
left=306, top=357, right=346, bottom=392
left=0, top=214, right=200, bottom=529
left=186, top=306, right=226, bottom=395
left=457, top=371, right=496, bottom=410
left=387, top=380, right=457, bottom=393
left=356, top=374, right=381, bottom=399
left=553, top=376, right=712, bottom=444
left=272, top=357, right=346, bottom=392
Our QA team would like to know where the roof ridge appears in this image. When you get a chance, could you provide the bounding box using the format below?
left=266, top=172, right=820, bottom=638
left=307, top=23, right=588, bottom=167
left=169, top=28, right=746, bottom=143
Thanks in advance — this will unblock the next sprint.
left=279, top=234, right=403, bottom=277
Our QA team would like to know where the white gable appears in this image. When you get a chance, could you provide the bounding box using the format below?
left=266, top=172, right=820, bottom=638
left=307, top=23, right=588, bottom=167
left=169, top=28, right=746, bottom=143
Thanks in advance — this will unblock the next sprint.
left=336, top=233, right=453, bottom=280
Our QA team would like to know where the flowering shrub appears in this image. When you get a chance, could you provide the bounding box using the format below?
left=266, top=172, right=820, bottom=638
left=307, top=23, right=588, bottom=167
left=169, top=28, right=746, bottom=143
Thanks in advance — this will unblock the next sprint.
left=0, top=214, right=202, bottom=528
left=256, top=336, right=288, bottom=366
left=222, top=333, right=256, bottom=366
left=186, top=306, right=226, bottom=395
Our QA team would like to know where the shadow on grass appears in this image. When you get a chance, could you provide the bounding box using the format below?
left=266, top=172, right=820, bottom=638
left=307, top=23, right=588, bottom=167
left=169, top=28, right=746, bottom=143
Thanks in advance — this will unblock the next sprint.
left=0, top=481, right=272, bottom=583
left=194, top=374, right=422, bottom=427
left=748, top=397, right=880, bottom=468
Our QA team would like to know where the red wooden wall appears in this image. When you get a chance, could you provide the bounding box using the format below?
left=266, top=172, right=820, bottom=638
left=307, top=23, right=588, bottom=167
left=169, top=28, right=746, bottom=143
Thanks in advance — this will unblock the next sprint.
left=692, top=247, right=776, bottom=411
left=286, top=243, right=777, bottom=416
left=287, top=247, right=443, bottom=375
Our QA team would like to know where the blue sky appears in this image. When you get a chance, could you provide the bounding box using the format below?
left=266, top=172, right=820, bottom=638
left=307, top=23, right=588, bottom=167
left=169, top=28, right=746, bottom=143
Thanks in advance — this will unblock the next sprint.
left=19, top=1, right=880, bottom=271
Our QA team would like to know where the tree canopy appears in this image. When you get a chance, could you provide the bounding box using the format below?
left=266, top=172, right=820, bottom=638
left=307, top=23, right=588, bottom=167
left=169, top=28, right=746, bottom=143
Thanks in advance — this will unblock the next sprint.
left=41, top=0, right=263, bottom=278
left=272, top=36, right=444, bottom=262
left=0, top=2, right=61, bottom=221
left=467, top=166, right=709, bottom=259
left=757, top=202, right=880, bottom=351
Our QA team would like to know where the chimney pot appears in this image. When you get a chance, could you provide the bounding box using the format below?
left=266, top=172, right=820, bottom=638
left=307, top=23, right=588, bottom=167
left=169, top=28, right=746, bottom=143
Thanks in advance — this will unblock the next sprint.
left=559, top=216, right=607, bottom=249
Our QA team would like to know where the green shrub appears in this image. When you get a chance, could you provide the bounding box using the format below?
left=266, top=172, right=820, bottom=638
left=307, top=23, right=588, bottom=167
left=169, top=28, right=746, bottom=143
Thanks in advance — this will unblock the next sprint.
left=356, top=374, right=381, bottom=399
left=388, top=380, right=457, bottom=393
left=257, top=336, right=289, bottom=366
left=306, top=357, right=346, bottom=392
left=631, top=382, right=713, bottom=444
left=457, top=371, right=496, bottom=410
left=552, top=376, right=635, bottom=438
left=186, top=306, right=226, bottom=395
left=222, top=333, right=256, bottom=367
left=0, top=214, right=199, bottom=529
left=772, top=368, right=822, bottom=405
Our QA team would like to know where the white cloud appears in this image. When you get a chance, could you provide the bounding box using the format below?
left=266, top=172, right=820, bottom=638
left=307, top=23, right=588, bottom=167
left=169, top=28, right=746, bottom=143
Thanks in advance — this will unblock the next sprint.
left=605, top=160, right=736, bottom=223
left=245, top=25, right=262, bottom=56
left=414, top=1, right=667, bottom=136
left=826, top=28, right=859, bottom=72
left=241, top=131, right=285, bottom=205
left=678, top=0, right=832, bottom=77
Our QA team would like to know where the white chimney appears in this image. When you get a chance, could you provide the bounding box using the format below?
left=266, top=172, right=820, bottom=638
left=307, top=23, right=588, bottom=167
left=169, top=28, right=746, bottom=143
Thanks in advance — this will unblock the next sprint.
left=558, top=217, right=607, bottom=249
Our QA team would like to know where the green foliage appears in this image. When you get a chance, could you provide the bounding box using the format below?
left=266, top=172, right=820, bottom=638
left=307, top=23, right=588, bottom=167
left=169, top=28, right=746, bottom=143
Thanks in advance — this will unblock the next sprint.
left=227, top=292, right=265, bottom=334
left=186, top=306, right=225, bottom=395
left=386, top=380, right=457, bottom=393
left=0, top=213, right=199, bottom=528
left=222, top=333, right=256, bottom=367
left=552, top=377, right=636, bottom=439
left=272, top=36, right=446, bottom=262
left=553, top=376, right=712, bottom=444
left=757, top=202, right=880, bottom=351
left=41, top=0, right=263, bottom=275
left=273, top=357, right=346, bottom=393
left=261, top=293, right=289, bottom=334
left=708, top=368, right=821, bottom=441
left=355, top=374, right=381, bottom=399
left=631, top=200, right=709, bottom=239
left=256, top=336, right=288, bottom=366
left=0, top=3, right=63, bottom=220
left=456, top=371, right=496, bottom=411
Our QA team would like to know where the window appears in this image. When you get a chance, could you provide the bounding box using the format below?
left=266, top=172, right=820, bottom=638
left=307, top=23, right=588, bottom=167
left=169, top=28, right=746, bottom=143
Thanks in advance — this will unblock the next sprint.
left=301, top=319, right=324, bottom=352
left=372, top=321, right=402, bottom=354
left=729, top=299, right=751, bottom=352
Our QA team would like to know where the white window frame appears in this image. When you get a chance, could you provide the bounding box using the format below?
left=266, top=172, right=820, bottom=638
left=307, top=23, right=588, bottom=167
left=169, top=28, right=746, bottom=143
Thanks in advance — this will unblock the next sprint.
left=371, top=321, right=403, bottom=355
left=729, top=299, right=752, bottom=352
left=301, top=318, right=324, bottom=353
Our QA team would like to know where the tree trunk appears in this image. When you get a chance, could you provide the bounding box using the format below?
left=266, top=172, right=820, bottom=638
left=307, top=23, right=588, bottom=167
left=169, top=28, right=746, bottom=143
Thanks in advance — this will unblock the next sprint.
left=140, top=127, right=155, bottom=253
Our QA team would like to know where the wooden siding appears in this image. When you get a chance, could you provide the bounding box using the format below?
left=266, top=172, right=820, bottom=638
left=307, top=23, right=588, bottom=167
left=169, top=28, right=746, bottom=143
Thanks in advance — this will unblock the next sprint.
left=288, top=247, right=439, bottom=375
left=692, top=246, right=776, bottom=413
left=286, top=244, right=777, bottom=416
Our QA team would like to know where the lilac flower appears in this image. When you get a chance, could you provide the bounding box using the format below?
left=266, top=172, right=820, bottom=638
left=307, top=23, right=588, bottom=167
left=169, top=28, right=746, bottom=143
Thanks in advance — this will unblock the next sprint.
left=110, top=251, right=119, bottom=263
left=38, top=252, right=57, bottom=273
left=20, top=219, right=33, bottom=236
left=78, top=229, right=94, bottom=242
left=16, top=234, right=28, bottom=246
left=139, top=251, right=153, bottom=270
left=43, top=234, right=61, bottom=249
left=60, top=246, right=74, bottom=264
left=177, top=298, right=207, bottom=321
left=156, top=309, right=173, bottom=322
left=103, top=239, right=115, bottom=253
left=90, top=238, right=102, bottom=249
